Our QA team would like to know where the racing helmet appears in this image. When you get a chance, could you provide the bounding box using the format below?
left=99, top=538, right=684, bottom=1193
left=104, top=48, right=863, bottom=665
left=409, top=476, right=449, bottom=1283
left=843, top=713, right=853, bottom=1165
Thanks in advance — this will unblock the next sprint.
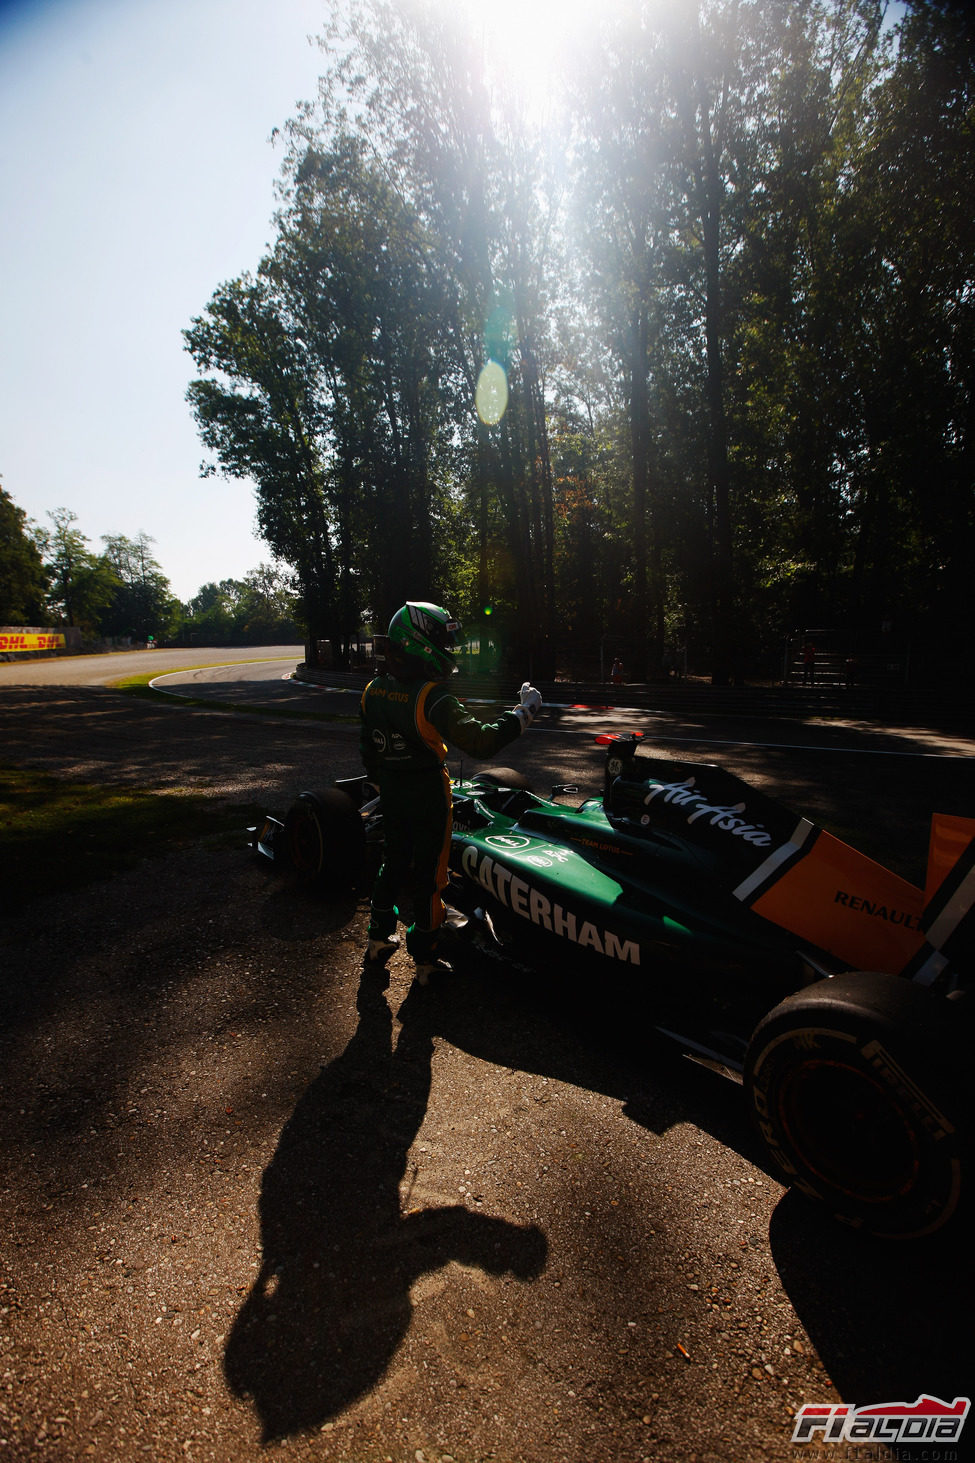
left=387, top=602, right=461, bottom=678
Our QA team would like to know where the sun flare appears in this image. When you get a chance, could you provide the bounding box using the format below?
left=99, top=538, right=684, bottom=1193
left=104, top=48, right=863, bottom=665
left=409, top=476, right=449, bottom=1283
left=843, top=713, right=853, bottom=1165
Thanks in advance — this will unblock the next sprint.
left=455, top=0, right=605, bottom=114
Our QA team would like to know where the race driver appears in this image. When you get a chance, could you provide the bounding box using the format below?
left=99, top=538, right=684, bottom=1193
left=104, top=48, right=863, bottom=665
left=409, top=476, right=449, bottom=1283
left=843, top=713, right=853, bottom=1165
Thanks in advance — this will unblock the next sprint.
left=359, top=601, right=542, bottom=982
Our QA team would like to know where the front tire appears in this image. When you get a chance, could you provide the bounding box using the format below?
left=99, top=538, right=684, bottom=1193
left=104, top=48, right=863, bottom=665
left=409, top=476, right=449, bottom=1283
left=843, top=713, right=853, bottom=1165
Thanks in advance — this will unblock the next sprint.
left=283, top=789, right=365, bottom=886
left=745, top=972, right=966, bottom=1238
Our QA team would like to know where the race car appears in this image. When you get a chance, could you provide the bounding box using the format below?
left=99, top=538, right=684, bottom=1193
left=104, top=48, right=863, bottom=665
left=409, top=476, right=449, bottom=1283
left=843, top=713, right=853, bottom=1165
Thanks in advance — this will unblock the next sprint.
left=251, top=732, right=972, bottom=1239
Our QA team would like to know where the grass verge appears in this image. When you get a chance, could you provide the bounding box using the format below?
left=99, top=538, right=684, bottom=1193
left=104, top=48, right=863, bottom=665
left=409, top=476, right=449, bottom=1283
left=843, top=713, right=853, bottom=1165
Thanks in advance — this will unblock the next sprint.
left=111, top=673, right=356, bottom=722
left=0, top=765, right=262, bottom=906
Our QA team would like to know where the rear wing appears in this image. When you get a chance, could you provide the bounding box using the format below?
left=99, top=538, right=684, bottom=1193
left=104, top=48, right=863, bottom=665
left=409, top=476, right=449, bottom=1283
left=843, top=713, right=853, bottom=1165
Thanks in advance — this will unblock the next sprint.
left=906, top=815, right=975, bottom=985
left=597, top=733, right=974, bottom=983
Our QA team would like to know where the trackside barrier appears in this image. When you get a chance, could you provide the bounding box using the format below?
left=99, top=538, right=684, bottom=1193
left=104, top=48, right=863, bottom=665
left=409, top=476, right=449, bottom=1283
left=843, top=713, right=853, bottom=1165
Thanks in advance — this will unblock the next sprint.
left=0, top=626, right=82, bottom=660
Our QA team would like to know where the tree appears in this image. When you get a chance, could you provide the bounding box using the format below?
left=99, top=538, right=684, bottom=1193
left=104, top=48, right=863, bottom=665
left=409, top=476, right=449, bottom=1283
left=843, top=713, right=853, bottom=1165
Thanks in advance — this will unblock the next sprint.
left=185, top=0, right=564, bottom=671
left=334, top=0, right=562, bottom=669
left=177, top=568, right=301, bottom=645
left=0, top=484, right=48, bottom=624
left=271, top=128, right=463, bottom=633
left=37, top=509, right=117, bottom=633
left=100, top=532, right=179, bottom=642
left=568, top=5, right=685, bottom=675
left=181, top=581, right=236, bottom=644
left=838, top=0, right=975, bottom=675
left=184, top=271, right=339, bottom=663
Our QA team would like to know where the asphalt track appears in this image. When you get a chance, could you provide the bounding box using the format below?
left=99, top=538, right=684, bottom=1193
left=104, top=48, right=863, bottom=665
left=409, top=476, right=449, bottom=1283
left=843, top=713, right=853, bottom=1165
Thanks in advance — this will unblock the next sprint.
left=2, top=647, right=973, bottom=1462
left=151, top=652, right=975, bottom=758
left=0, top=644, right=307, bottom=687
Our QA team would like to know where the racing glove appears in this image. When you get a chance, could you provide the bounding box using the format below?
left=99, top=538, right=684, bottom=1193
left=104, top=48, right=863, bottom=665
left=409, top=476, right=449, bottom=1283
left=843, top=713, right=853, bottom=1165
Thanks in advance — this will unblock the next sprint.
left=511, top=682, right=543, bottom=732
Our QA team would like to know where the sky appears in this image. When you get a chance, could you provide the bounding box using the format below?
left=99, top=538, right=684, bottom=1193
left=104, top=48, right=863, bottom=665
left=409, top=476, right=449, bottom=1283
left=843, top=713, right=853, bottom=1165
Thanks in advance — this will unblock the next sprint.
left=0, top=0, right=328, bottom=601
left=0, top=0, right=611, bottom=603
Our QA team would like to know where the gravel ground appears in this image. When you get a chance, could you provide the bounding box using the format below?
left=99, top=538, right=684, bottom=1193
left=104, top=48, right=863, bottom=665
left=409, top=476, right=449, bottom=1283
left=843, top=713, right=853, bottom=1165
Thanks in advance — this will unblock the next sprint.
left=1, top=669, right=972, bottom=1463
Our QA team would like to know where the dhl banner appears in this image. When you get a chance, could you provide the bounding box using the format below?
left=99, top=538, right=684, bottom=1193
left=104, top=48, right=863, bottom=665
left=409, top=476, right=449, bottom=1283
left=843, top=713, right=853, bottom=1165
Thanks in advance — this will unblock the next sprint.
left=0, top=631, right=66, bottom=652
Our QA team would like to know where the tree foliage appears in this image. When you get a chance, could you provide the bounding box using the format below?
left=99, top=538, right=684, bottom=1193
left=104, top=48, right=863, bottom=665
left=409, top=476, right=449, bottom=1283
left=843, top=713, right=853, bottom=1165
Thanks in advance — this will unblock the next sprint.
left=0, top=489, right=299, bottom=650
left=100, top=533, right=181, bottom=641
left=36, top=509, right=119, bottom=635
left=184, top=0, right=974, bottom=683
left=179, top=566, right=301, bottom=645
left=0, top=485, right=48, bottom=624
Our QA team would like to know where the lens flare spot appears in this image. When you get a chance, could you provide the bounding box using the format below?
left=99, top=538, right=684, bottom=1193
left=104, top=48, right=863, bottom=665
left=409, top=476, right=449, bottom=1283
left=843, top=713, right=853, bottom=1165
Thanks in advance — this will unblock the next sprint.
left=475, top=360, right=508, bottom=425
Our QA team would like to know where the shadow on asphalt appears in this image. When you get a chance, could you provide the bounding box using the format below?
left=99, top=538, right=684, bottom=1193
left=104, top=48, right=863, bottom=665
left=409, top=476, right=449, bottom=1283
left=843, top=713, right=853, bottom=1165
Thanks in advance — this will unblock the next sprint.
left=415, top=954, right=773, bottom=1172
left=0, top=684, right=364, bottom=796
left=228, top=940, right=973, bottom=1434
left=768, top=1189, right=972, bottom=1408
left=448, top=955, right=975, bottom=1411
left=223, top=966, right=548, bottom=1443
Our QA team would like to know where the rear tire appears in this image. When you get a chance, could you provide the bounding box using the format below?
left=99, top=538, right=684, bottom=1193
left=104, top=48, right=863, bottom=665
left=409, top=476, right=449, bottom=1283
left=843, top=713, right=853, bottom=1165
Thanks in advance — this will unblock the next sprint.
left=283, top=789, right=365, bottom=886
left=744, top=972, right=966, bottom=1238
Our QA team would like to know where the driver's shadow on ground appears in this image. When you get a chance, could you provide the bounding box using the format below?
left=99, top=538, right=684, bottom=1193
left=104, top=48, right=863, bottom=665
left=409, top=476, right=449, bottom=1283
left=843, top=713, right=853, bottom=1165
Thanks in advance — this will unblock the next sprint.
left=223, top=967, right=547, bottom=1444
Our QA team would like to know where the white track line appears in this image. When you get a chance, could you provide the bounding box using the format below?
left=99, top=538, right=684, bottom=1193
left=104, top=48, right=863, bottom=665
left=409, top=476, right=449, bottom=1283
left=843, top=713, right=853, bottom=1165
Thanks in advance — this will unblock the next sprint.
left=539, top=724, right=972, bottom=759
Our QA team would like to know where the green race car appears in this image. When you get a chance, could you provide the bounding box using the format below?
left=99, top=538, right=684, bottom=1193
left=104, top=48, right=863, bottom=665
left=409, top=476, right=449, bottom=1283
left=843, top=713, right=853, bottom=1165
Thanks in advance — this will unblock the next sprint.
left=253, top=732, right=972, bottom=1239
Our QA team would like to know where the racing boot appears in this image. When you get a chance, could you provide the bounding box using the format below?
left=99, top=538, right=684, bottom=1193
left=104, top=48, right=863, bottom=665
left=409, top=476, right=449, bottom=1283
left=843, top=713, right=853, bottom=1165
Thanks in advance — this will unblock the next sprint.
left=408, top=916, right=455, bottom=984
left=365, top=933, right=400, bottom=967
left=414, top=956, right=453, bottom=986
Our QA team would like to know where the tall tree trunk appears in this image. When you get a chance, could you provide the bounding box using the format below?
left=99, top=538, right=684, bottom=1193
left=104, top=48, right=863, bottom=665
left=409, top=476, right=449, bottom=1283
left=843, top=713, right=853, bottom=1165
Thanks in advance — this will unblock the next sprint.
left=701, top=159, right=735, bottom=685
left=629, top=307, right=651, bottom=679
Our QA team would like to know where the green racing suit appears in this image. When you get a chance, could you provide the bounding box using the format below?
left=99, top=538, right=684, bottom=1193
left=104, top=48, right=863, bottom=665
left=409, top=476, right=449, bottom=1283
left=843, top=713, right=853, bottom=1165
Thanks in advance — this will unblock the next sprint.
left=359, top=672, right=523, bottom=961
